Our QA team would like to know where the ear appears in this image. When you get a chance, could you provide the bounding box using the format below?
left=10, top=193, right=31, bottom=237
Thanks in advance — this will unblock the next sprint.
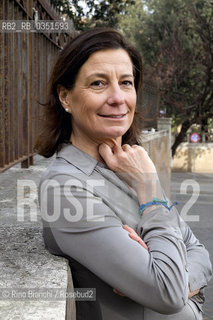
left=57, top=85, right=71, bottom=112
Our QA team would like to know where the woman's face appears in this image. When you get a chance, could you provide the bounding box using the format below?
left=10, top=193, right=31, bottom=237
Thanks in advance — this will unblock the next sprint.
left=64, top=49, right=137, bottom=144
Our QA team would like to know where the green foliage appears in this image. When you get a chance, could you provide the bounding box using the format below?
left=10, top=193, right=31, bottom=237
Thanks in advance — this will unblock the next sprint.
left=208, top=118, right=213, bottom=129
left=49, top=0, right=87, bottom=30
left=87, top=0, right=135, bottom=28
left=119, top=0, right=213, bottom=155
left=50, top=0, right=135, bottom=31
left=117, top=0, right=145, bottom=49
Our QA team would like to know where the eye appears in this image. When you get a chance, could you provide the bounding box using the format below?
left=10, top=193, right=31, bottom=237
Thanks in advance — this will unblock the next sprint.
left=122, top=80, right=134, bottom=87
left=90, top=80, right=105, bottom=88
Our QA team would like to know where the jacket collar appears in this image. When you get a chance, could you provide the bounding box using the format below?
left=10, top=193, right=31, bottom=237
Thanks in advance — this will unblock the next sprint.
left=56, top=143, right=104, bottom=176
left=56, top=143, right=138, bottom=201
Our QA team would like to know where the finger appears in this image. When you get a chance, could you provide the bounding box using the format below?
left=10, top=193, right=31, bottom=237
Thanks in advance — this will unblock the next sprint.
left=188, top=288, right=200, bottom=299
left=112, top=144, right=123, bottom=155
left=123, top=225, right=143, bottom=241
left=129, top=233, right=148, bottom=250
left=122, top=144, right=131, bottom=151
left=138, top=239, right=148, bottom=250
left=123, top=224, right=135, bottom=233
left=99, top=143, right=114, bottom=163
left=132, top=145, right=148, bottom=155
left=129, top=233, right=140, bottom=242
left=131, top=144, right=140, bottom=148
left=113, top=288, right=125, bottom=296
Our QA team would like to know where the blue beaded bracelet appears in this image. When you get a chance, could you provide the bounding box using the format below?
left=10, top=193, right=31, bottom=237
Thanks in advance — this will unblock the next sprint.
left=139, top=197, right=178, bottom=215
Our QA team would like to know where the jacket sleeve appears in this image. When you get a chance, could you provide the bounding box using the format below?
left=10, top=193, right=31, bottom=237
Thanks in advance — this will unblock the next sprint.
left=180, top=217, right=212, bottom=292
left=39, top=174, right=189, bottom=315
left=154, top=191, right=212, bottom=295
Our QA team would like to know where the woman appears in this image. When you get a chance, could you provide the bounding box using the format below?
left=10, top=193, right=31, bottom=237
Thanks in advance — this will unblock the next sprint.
left=36, top=28, right=212, bottom=319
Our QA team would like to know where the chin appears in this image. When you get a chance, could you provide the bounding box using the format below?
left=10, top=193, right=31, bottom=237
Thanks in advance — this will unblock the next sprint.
left=111, top=125, right=130, bottom=135
left=103, top=129, right=128, bottom=139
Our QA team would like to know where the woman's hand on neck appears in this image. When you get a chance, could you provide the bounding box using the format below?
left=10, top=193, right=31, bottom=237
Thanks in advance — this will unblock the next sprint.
left=70, top=132, right=122, bottom=163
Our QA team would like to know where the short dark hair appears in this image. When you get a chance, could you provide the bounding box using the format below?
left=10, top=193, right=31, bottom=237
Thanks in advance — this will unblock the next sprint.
left=35, top=27, right=143, bottom=157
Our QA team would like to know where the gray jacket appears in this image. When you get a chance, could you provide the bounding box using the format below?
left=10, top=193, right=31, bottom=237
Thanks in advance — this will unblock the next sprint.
left=39, top=143, right=212, bottom=320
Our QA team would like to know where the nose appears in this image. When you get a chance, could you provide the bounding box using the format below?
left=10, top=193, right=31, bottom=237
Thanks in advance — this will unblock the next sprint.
left=107, top=84, right=125, bottom=106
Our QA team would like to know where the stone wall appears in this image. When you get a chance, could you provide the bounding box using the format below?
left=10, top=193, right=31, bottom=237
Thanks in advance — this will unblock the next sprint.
left=172, top=143, right=213, bottom=173
left=141, top=129, right=171, bottom=197
left=0, top=156, right=76, bottom=320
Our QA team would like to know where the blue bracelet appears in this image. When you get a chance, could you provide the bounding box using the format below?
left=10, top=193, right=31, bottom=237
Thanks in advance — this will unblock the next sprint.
left=139, top=197, right=178, bottom=215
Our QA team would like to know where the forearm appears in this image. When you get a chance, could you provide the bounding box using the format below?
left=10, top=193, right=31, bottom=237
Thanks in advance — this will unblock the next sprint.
left=51, top=223, right=188, bottom=314
left=135, top=175, right=164, bottom=205
left=122, top=225, right=201, bottom=300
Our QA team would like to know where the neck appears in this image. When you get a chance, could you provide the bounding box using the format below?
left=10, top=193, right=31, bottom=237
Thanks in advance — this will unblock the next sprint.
left=70, top=132, right=122, bottom=162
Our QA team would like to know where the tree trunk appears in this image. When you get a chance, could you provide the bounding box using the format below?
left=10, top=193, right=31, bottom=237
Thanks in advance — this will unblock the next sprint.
left=201, top=118, right=208, bottom=142
left=172, top=119, right=192, bottom=157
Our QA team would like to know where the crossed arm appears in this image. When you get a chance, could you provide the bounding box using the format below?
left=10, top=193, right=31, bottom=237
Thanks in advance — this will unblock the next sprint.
left=98, top=143, right=212, bottom=302
left=41, top=174, right=211, bottom=314
left=114, top=224, right=201, bottom=299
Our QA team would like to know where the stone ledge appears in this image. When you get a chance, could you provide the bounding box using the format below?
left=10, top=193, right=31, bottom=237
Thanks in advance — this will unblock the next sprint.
left=0, top=155, right=76, bottom=320
left=0, top=225, right=76, bottom=320
left=140, top=129, right=169, bottom=143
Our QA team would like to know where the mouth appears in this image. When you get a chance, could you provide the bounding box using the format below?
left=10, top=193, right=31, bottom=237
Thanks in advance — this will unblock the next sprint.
left=98, top=113, right=127, bottom=119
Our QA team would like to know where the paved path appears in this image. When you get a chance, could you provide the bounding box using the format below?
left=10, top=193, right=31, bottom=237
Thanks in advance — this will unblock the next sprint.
left=171, top=172, right=213, bottom=319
